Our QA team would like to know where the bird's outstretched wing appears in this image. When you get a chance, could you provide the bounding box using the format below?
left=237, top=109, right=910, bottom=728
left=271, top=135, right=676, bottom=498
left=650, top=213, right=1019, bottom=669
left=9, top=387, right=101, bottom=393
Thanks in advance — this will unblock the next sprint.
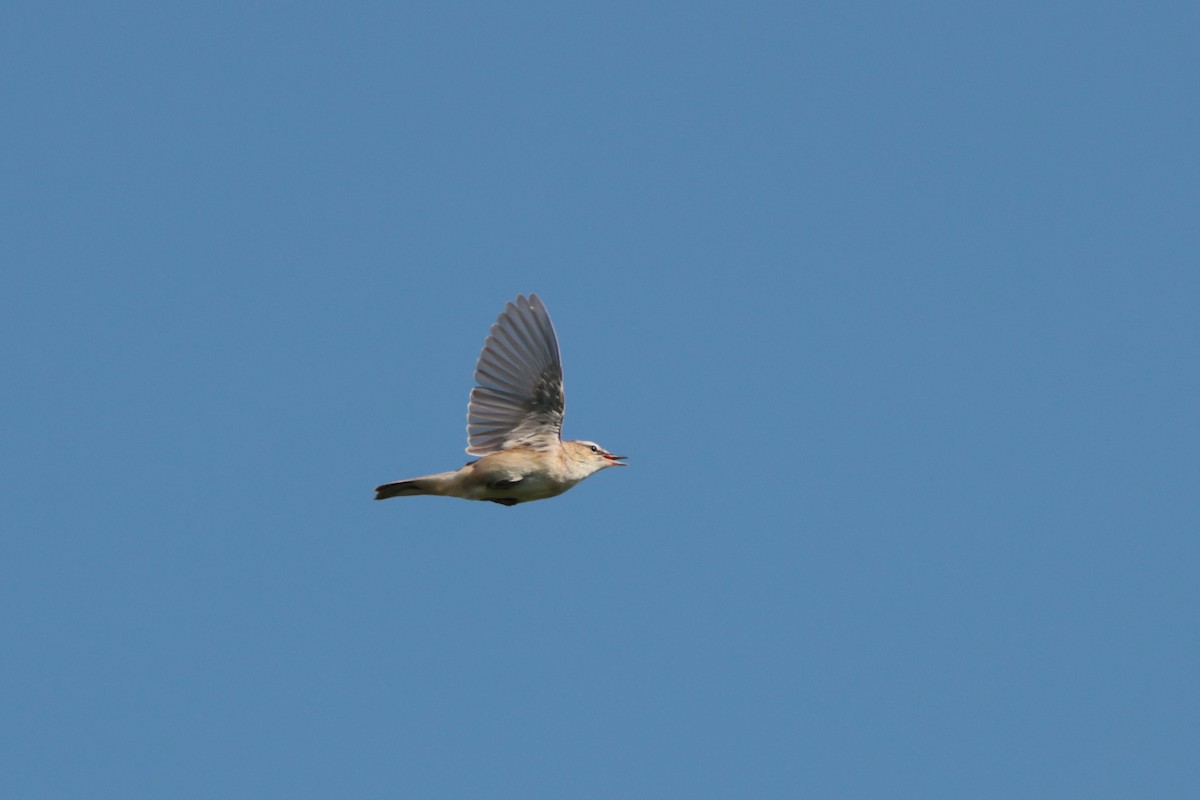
left=466, top=293, right=564, bottom=455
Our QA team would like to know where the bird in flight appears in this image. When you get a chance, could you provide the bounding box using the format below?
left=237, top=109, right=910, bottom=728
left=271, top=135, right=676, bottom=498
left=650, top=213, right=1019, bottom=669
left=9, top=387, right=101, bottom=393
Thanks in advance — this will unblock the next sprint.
left=375, top=294, right=625, bottom=506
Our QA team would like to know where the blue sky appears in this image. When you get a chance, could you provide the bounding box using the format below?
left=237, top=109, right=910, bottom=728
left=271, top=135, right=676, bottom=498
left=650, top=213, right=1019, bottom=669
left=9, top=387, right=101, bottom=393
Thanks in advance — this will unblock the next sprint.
left=3, top=2, right=1197, bottom=796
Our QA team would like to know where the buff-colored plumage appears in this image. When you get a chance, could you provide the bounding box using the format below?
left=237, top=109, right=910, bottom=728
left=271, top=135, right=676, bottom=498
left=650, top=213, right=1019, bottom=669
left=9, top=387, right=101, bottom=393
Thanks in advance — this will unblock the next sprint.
left=375, top=294, right=625, bottom=506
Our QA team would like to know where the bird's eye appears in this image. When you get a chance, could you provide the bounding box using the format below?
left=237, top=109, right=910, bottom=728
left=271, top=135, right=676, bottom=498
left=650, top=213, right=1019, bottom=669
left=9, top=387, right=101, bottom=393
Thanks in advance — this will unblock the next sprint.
left=590, top=445, right=599, bottom=453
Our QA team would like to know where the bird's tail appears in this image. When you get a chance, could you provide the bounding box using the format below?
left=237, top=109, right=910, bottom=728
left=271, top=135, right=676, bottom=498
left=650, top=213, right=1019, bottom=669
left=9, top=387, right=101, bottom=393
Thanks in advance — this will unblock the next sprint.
left=374, top=471, right=458, bottom=501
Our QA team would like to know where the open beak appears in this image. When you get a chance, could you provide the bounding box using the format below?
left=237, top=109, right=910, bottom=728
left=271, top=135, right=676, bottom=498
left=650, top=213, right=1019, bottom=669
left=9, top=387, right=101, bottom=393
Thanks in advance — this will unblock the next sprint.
left=605, top=454, right=628, bottom=466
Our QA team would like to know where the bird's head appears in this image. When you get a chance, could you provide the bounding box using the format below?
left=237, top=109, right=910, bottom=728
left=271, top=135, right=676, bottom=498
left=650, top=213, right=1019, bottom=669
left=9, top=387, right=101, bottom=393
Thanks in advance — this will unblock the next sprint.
left=565, top=440, right=627, bottom=475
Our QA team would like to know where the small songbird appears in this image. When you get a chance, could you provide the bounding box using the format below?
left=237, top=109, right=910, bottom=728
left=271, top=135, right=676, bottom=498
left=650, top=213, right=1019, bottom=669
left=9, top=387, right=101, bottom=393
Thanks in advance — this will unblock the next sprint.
left=375, top=294, right=625, bottom=506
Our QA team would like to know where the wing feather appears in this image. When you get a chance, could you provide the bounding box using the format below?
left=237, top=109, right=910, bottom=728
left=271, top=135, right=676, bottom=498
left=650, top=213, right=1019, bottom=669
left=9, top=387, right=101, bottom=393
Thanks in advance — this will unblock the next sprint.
left=466, top=293, right=564, bottom=455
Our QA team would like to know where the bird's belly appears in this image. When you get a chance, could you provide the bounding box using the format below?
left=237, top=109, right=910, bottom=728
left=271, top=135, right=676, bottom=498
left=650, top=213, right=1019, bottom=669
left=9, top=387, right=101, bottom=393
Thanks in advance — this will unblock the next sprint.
left=502, top=472, right=578, bottom=501
left=463, top=466, right=578, bottom=503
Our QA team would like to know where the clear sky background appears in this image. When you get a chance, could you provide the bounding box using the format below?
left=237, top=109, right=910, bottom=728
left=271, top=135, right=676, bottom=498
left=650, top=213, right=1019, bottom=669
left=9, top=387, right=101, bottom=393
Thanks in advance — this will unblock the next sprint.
left=3, top=2, right=1197, bottom=797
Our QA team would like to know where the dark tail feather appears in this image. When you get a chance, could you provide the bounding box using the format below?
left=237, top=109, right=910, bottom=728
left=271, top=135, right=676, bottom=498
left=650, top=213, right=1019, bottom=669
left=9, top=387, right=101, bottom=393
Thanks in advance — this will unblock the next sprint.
left=374, top=480, right=429, bottom=500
